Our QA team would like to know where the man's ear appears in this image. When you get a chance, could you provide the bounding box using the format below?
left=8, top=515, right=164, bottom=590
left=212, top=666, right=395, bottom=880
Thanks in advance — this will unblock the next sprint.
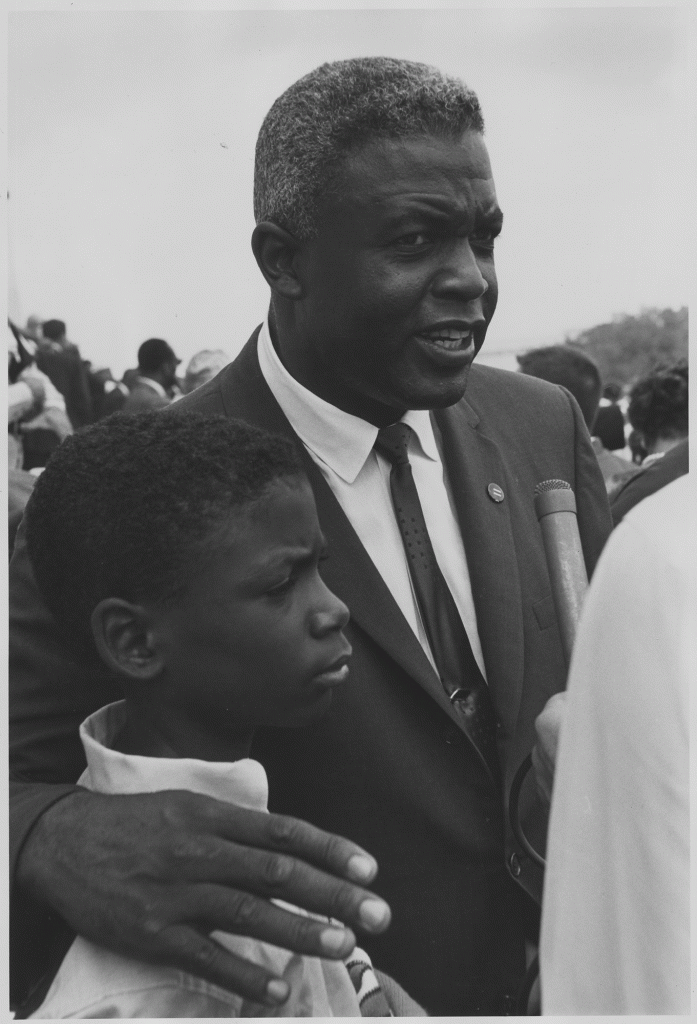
left=251, top=222, right=304, bottom=300
left=91, top=598, right=165, bottom=682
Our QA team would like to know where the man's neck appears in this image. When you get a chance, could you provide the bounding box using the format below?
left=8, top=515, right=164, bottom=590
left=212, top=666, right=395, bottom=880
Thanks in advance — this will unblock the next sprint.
left=270, top=315, right=404, bottom=428
left=114, top=696, right=254, bottom=763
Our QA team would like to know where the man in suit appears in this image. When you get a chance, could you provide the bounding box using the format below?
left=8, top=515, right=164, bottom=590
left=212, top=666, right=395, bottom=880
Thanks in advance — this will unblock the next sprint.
left=121, top=337, right=181, bottom=413
left=10, top=58, right=611, bottom=1015
left=35, top=319, right=94, bottom=428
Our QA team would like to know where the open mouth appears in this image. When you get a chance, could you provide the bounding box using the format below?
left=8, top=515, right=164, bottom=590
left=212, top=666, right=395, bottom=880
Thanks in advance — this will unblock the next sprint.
left=416, top=327, right=474, bottom=351
left=413, top=325, right=479, bottom=365
left=312, top=653, right=351, bottom=687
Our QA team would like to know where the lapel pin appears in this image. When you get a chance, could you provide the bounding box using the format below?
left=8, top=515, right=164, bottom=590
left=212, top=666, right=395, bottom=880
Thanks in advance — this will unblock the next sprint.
left=487, top=482, right=505, bottom=503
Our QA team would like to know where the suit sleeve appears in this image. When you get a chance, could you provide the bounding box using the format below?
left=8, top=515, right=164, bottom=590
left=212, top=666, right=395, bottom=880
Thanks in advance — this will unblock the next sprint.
left=9, top=515, right=120, bottom=1004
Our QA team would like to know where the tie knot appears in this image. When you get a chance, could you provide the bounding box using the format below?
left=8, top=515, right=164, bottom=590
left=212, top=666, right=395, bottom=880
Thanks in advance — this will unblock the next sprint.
left=375, top=422, right=412, bottom=466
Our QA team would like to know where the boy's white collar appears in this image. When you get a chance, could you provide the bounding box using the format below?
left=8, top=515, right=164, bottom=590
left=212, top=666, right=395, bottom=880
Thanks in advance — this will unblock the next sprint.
left=79, top=701, right=269, bottom=812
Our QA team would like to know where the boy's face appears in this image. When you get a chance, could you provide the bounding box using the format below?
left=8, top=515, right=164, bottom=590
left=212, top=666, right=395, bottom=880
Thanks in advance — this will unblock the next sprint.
left=150, top=477, right=351, bottom=747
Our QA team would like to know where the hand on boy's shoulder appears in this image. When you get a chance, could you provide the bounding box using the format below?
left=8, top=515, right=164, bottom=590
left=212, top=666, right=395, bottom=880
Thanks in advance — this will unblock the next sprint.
left=19, top=787, right=391, bottom=1008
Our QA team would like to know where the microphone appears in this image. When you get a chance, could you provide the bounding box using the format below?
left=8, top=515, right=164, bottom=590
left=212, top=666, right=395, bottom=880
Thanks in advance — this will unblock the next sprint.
left=534, top=479, right=589, bottom=668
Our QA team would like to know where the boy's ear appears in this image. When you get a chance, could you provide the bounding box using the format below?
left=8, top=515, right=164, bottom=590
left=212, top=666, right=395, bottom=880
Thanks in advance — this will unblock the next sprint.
left=91, top=598, right=164, bottom=682
left=251, top=221, right=304, bottom=300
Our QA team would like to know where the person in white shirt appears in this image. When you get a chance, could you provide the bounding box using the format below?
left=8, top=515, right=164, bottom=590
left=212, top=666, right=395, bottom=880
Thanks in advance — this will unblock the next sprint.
left=122, top=337, right=181, bottom=413
left=23, top=411, right=420, bottom=1017
left=540, top=473, right=692, bottom=1013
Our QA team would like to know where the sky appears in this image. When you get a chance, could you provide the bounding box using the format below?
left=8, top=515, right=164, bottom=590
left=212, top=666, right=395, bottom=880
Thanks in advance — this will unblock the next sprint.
left=8, top=5, right=694, bottom=376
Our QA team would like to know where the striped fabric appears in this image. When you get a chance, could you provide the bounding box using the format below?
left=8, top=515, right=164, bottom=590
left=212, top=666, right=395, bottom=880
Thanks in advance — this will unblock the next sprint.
left=345, top=947, right=393, bottom=1017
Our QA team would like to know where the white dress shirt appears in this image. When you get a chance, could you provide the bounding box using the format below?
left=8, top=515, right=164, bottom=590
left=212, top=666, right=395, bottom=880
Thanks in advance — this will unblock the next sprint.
left=32, top=702, right=366, bottom=1018
left=135, top=374, right=168, bottom=399
left=540, top=475, right=691, bottom=1013
left=257, top=318, right=486, bottom=678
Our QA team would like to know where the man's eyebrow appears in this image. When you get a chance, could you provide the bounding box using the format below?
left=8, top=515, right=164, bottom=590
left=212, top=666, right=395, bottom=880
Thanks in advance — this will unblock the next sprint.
left=380, top=197, right=504, bottom=227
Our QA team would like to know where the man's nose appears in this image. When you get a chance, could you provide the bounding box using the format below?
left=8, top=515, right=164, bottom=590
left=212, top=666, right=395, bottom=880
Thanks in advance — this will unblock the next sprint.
left=310, top=582, right=350, bottom=637
left=430, top=238, right=488, bottom=301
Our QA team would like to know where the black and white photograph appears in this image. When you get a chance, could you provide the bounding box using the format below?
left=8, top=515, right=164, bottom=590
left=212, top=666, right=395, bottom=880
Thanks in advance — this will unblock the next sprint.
left=7, top=3, right=692, bottom=1017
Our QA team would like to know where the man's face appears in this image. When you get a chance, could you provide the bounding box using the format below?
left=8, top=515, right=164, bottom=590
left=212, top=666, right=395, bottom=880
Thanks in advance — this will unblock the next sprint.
left=161, top=358, right=178, bottom=389
left=150, top=478, right=352, bottom=750
left=291, top=131, right=502, bottom=422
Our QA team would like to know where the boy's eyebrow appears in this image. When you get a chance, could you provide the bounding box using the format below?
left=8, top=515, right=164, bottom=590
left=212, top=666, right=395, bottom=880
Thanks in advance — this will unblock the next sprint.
left=237, top=540, right=324, bottom=583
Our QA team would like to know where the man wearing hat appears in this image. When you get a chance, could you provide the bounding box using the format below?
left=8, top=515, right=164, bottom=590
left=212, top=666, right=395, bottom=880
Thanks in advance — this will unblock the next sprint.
left=122, top=337, right=181, bottom=413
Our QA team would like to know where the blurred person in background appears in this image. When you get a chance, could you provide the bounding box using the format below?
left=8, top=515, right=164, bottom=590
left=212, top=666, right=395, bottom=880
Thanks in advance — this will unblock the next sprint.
left=182, top=348, right=231, bottom=394
left=8, top=321, right=73, bottom=555
left=592, top=382, right=626, bottom=451
left=22, top=315, right=45, bottom=345
left=86, top=366, right=129, bottom=420
left=610, top=362, right=688, bottom=524
left=33, top=319, right=94, bottom=429
left=517, top=344, right=634, bottom=493
left=625, top=361, right=687, bottom=466
left=8, top=321, right=73, bottom=466
left=121, top=338, right=181, bottom=413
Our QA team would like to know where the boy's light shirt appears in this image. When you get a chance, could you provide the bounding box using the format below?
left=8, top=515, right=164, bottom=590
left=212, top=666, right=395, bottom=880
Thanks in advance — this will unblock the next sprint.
left=31, top=701, right=365, bottom=1018
left=257, top=318, right=487, bottom=679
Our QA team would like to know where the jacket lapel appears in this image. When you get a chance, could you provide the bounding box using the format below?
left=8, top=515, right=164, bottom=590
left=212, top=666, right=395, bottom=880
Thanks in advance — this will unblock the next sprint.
left=216, top=333, right=473, bottom=730
left=434, top=402, right=525, bottom=740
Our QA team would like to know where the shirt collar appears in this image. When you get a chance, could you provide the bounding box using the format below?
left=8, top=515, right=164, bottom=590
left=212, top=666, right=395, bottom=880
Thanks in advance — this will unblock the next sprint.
left=136, top=376, right=167, bottom=399
left=80, top=702, right=269, bottom=812
left=257, top=318, right=439, bottom=483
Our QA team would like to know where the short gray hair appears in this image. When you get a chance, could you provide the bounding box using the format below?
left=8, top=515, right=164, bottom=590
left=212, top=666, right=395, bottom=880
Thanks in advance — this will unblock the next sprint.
left=253, top=57, right=484, bottom=240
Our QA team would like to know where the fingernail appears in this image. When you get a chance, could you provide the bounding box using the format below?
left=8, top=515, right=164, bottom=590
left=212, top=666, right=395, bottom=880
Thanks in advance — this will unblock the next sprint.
left=359, top=898, right=390, bottom=931
left=320, top=926, right=350, bottom=954
left=347, top=853, right=377, bottom=883
left=266, top=979, right=289, bottom=1004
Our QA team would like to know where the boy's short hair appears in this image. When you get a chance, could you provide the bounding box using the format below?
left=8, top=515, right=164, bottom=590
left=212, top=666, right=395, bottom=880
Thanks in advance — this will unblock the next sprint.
left=26, top=412, right=304, bottom=658
left=254, top=56, right=484, bottom=241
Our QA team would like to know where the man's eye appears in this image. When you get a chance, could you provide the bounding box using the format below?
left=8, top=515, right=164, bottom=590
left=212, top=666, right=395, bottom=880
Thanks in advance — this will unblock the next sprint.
left=470, top=230, right=498, bottom=250
left=395, top=232, right=429, bottom=247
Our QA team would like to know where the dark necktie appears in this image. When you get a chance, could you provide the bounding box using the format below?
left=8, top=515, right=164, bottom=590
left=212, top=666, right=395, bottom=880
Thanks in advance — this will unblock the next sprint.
left=375, top=422, right=501, bottom=781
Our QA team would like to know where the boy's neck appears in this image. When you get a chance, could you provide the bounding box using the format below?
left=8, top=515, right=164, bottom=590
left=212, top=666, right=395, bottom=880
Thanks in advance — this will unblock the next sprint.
left=115, top=697, right=254, bottom=763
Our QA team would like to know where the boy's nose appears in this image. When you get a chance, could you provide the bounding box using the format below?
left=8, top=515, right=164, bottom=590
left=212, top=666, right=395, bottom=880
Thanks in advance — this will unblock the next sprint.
left=311, top=583, right=350, bottom=636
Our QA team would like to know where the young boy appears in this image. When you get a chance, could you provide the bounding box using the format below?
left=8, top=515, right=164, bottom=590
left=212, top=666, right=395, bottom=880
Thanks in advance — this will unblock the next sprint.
left=23, top=412, right=423, bottom=1018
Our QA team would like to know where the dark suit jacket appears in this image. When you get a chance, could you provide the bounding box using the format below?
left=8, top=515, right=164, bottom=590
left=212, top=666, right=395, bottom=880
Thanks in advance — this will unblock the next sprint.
left=35, top=344, right=93, bottom=429
left=611, top=438, right=688, bottom=526
left=9, top=329, right=612, bottom=1014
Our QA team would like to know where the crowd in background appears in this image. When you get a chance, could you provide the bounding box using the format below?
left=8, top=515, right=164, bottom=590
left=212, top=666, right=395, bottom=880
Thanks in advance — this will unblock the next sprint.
left=8, top=314, right=687, bottom=559
left=8, top=315, right=231, bottom=553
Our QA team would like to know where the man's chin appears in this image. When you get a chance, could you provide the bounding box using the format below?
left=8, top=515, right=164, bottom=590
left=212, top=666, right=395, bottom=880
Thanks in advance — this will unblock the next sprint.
left=398, top=367, right=473, bottom=411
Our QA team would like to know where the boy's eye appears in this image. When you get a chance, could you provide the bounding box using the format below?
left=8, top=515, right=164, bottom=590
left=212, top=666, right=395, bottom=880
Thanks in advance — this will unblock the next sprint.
left=266, top=576, right=295, bottom=598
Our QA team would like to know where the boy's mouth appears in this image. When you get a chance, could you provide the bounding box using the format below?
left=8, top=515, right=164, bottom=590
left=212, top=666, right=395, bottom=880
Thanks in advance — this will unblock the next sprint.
left=312, top=651, right=351, bottom=687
